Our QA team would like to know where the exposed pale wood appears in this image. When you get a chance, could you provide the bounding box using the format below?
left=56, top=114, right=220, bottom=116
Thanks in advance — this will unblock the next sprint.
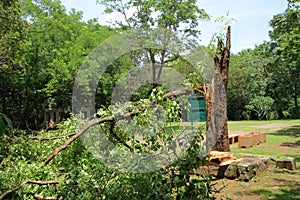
left=208, top=151, right=236, bottom=166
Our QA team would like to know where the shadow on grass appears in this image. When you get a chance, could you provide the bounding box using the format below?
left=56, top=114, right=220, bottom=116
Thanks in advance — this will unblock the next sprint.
left=237, top=179, right=300, bottom=200
left=255, top=186, right=300, bottom=200
left=280, top=141, right=300, bottom=147
left=258, top=177, right=300, bottom=200
left=269, top=125, right=300, bottom=138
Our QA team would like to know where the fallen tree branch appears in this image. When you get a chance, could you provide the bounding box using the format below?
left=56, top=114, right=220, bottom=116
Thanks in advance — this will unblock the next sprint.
left=109, top=121, right=133, bottom=151
left=44, top=117, right=113, bottom=165
left=44, top=88, right=192, bottom=165
left=0, top=180, right=59, bottom=200
left=25, top=180, right=59, bottom=185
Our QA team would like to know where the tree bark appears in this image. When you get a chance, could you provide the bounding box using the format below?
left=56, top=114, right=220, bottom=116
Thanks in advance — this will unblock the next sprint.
left=209, top=26, right=231, bottom=152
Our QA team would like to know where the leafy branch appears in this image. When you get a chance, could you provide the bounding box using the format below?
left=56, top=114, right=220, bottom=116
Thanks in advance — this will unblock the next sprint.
left=0, top=180, right=59, bottom=200
left=44, top=88, right=192, bottom=165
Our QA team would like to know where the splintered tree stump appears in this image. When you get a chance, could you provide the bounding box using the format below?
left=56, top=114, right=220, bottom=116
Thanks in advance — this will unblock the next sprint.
left=208, top=26, right=231, bottom=152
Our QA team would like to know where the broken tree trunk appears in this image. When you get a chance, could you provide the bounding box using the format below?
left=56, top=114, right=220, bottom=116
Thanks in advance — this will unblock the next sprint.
left=208, top=26, right=231, bottom=152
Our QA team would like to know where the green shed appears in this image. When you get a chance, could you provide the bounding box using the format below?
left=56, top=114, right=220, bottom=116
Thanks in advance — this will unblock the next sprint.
left=184, top=95, right=206, bottom=122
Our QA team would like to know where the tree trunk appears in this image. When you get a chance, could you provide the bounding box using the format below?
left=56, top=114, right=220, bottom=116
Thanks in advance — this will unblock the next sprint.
left=208, top=26, right=231, bottom=152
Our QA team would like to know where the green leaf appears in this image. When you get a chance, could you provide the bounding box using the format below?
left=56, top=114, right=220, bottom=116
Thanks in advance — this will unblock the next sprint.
left=3, top=115, right=13, bottom=130
left=0, top=116, right=5, bottom=136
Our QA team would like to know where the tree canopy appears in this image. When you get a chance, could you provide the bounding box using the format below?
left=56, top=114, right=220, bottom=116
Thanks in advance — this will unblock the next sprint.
left=227, top=2, right=299, bottom=120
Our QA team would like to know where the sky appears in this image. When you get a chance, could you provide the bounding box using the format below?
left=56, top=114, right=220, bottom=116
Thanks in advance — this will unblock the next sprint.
left=60, top=0, right=288, bottom=53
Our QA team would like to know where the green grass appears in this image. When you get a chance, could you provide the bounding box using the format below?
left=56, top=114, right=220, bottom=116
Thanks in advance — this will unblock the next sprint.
left=213, top=120, right=300, bottom=200
left=229, top=120, right=300, bottom=168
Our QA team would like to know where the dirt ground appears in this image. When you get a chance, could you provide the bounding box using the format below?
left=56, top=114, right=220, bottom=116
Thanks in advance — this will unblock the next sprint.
left=212, top=165, right=300, bottom=200
left=250, top=122, right=300, bottom=132
left=211, top=122, right=300, bottom=200
left=229, top=122, right=299, bottom=136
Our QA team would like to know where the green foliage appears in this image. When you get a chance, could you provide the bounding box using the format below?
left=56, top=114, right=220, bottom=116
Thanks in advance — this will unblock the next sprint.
left=209, top=11, right=236, bottom=46
left=0, top=92, right=213, bottom=199
left=98, top=0, right=210, bottom=87
left=0, top=0, right=120, bottom=129
left=0, top=0, right=28, bottom=70
left=0, top=0, right=28, bottom=129
left=268, top=2, right=300, bottom=118
left=245, top=96, right=275, bottom=120
left=99, top=0, right=209, bottom=34
left=0, top=113, right=13, bottom=136
left=227, top=1, right=300, bottom=120
left=228, top=46, right=272, bottom=120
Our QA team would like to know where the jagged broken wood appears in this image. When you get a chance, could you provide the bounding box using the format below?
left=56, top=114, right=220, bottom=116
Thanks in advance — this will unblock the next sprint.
left=211, top=26, right=231, bottom=152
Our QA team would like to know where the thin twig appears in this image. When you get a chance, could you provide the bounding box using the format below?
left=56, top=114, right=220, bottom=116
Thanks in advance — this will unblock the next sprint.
left=30, top=133, right=76, bottom=141
left=0, top=180, right=59, bottom=200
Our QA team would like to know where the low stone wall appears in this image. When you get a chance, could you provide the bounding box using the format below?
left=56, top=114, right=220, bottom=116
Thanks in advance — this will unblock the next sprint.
left=196, top=154, right=297, bottom=181
left=196, top=155, right=272, bottom=181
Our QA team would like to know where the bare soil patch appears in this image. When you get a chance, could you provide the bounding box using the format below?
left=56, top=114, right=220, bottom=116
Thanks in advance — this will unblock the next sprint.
left=212, top=165, right=300, bottom=200
left=250, top=123, right=298, bottom=132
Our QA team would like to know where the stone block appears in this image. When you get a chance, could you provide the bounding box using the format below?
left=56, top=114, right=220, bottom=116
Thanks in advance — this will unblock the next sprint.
left=235, top=153, right=275, bottom=163
left=224, top=162, right=238, bottom=179
left=276, top=157, right=296, bottom=170
left=194, top=166, right=220, bottom=177
left=236, top=158, right=257, bottom=181
left=255, top=159, right=268, bottom=173
left=195, top=155, right=271, bottom=181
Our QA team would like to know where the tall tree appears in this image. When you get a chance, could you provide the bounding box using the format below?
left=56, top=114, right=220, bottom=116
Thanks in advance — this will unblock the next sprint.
left=98, top=0, right=209, bottom=84
left=0, top=0, right=28, bottom=117
left=268, top=1, right=300, bottom=118
left=227, top=43, right=274, bottom=120
left=0, top=0, right=120, bottom=129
